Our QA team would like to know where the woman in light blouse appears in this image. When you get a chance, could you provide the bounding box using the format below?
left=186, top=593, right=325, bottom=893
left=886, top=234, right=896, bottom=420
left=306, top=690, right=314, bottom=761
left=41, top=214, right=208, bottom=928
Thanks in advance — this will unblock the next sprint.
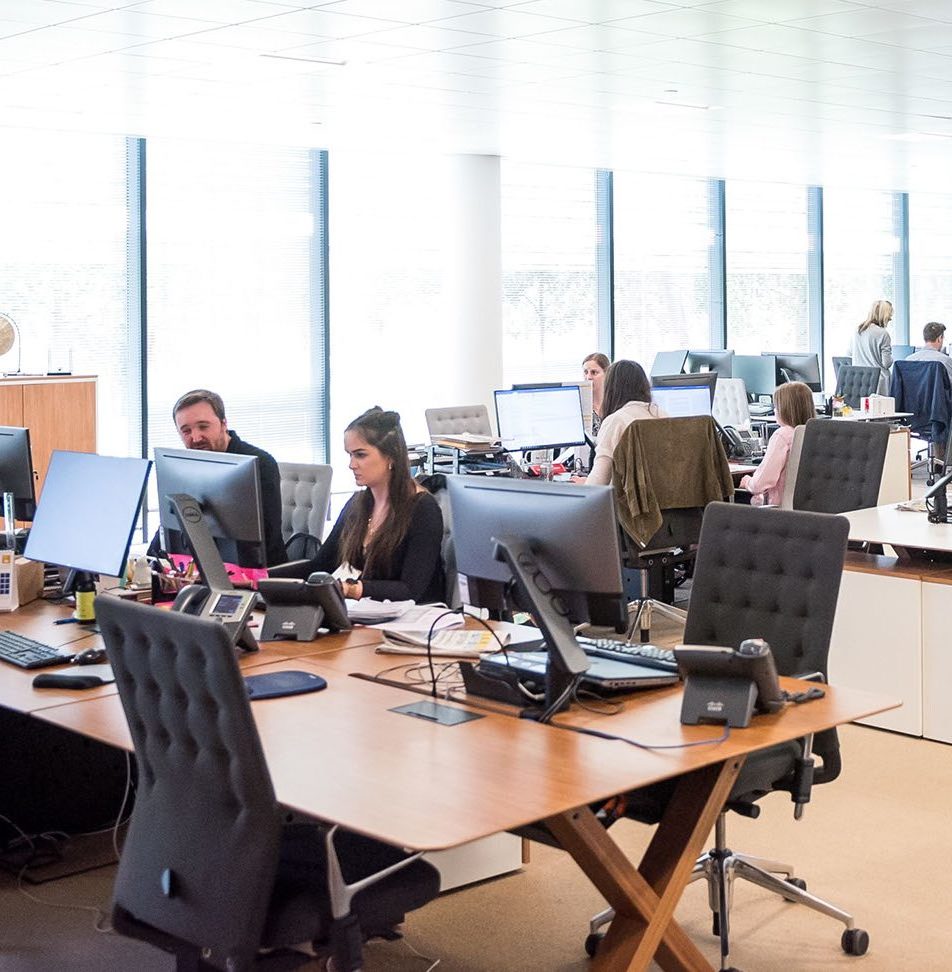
left=575, top=360, right=667, bottom=487
left=740, top=381, right=814, bottom=506
left=582, top=351, right=610, bottom=435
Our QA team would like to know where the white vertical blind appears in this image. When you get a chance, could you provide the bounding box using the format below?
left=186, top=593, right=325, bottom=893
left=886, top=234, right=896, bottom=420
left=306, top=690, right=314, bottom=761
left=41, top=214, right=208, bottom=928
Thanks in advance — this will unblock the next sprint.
left=0, top=130, right=135, bottom=457
left=501, top=162, right=599, bottom=387
left=823, top=188, right=899, bottom=377
left=726, top=181, right=811, bottom=354
left=145, top=139, right=324, bottom=464
left=613, top=173, right=715, bottom=371
left=909, top=193, right=952, bottom=345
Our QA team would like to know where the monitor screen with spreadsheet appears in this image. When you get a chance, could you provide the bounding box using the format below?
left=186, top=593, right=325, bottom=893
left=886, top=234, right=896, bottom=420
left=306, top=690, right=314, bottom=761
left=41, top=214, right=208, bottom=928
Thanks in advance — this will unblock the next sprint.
left=494, top=385, right=586, bottom=452
left=651, top=384, right=713, bottom=418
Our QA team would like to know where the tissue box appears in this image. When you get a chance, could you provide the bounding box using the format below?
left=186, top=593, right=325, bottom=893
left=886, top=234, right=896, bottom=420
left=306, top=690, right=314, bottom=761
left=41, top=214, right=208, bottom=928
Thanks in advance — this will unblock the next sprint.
left=866, top=395, right=895, bottom=416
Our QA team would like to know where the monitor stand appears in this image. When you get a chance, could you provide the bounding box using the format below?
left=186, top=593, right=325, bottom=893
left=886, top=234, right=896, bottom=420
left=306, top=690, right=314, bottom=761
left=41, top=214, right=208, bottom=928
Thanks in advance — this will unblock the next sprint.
left=166, top=492, right=257, bottom=653
left=491, top=535, right=590, bottom=718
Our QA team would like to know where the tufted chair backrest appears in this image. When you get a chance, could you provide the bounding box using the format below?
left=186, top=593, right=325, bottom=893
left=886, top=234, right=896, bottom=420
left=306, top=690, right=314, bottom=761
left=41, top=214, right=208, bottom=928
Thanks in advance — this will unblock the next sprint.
left=791, top=418, right=889, bottom=514
left=425, top=404, right=493, bottom=440
left=711, top=377, right=752, bottom=431
left=834, top=365, right=881, bottom=409
left=684, top=502, right=848, bottom=680
left=96, top=596, right=282, bottom=970
left=279, top=461, right=333, bottom=545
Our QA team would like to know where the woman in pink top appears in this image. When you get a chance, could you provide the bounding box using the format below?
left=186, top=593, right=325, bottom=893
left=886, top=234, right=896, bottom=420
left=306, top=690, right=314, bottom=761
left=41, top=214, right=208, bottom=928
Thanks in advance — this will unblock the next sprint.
left=740, top=381, right=815, bottom=506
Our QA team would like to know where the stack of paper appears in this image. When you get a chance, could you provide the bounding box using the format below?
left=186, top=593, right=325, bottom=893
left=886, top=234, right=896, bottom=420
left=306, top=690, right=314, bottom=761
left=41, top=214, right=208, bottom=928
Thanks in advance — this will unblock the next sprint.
left=346, top=599, right=415, bottom=624
left=431, top=432, right=501, bottom=452
left=377, top=628, right=511, bottom=658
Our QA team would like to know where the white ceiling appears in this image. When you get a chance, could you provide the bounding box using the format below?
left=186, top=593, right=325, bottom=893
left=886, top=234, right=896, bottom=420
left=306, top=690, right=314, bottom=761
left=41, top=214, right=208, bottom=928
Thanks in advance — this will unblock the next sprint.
left=6, top=0, right=952, bottom=191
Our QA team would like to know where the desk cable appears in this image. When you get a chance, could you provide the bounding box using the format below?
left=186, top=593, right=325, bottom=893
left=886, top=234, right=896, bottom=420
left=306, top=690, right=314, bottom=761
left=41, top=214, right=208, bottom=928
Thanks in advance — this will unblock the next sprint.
left=1, top=750, right=134, bottom=933
left=422, top=608, right=508, bottom=699
left=549, top=719, right=731, bottom=752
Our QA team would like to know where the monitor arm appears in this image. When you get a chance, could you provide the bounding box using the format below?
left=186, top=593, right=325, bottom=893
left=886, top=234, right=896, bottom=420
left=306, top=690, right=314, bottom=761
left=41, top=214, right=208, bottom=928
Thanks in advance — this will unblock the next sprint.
left=491, top=534, right=590, bottom=717
left=166, top=493, right=233, bottom=592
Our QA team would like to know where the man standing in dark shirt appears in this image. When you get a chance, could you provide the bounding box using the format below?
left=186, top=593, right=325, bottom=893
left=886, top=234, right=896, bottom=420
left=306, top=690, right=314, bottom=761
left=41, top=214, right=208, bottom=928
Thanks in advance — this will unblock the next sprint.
left=166, top=389, right=286, bottom=567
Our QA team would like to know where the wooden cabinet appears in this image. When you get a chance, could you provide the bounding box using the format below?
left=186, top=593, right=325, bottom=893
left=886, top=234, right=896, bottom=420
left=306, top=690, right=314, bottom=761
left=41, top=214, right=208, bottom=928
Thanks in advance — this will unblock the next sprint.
left=0, top=376, right=96, bottom=499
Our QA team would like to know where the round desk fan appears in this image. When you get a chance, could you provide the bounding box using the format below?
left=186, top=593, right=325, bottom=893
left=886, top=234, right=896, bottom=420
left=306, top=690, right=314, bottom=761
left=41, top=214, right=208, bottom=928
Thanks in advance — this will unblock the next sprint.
left=0, top=312, right=21, bottom=375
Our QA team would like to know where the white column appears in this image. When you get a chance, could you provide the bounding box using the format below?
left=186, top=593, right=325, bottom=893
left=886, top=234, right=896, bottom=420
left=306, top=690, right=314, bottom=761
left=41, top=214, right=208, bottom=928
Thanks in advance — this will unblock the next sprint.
left=440, top=154, right=502, bottom=423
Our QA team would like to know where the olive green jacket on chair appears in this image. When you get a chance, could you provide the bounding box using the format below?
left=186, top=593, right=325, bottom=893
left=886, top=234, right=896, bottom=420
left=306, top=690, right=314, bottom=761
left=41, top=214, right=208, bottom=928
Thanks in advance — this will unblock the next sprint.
left=612, top=416, right=734, bottom=548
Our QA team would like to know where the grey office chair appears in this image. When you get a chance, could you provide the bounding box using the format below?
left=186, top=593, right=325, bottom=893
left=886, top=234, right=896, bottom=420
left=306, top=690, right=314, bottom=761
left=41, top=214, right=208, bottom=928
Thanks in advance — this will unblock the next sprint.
left=424, top=404, right=493, bottom=440
left=833, top=365, right=880, bottom=409
left=587, top=503, right=867, bottom=970
left=278, top=461, right=333, bottom=561
left=890, top=358, right=952, bottom=485
left=791, top=418, right=889, bottom=513
left=711, top=377, right=752, bottom=432
left=416, top=473, right=460, bottom=608
left=96, top=597, right=439, bottom=972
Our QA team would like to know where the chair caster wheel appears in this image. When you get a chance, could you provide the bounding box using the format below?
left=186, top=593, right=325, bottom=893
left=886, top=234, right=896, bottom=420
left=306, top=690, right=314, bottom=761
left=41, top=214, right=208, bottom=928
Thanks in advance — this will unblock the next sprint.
left=585, top=932, right=604, bottom=957
left=842, top=928, right=869, bottom=955
left=786, top=877, right=807, bottom=892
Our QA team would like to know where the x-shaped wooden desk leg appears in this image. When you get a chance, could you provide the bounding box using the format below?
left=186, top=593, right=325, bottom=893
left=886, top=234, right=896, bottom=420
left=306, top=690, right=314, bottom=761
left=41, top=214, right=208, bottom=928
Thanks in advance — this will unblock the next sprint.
left=545, top=756, right=744, bottom=972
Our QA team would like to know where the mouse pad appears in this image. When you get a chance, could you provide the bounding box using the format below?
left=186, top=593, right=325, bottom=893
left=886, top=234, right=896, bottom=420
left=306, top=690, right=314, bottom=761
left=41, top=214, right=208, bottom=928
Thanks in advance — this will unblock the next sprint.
left=245, top=670, right=327, bottom=700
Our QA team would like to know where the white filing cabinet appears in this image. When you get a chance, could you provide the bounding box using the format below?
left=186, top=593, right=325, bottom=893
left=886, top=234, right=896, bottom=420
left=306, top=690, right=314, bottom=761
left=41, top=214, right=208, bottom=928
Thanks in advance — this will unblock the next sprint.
left=829, top=565, right=920, bottom=735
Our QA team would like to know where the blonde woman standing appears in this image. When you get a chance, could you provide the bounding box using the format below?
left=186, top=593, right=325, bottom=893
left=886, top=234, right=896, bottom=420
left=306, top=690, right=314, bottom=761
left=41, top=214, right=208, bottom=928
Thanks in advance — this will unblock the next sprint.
left=849, top=299, right=894, bottom=395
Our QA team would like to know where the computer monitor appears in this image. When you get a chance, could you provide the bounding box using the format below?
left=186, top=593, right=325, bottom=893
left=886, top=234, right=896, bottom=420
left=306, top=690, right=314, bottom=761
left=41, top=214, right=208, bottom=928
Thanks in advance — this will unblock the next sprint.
left=651, top=371, right=718, bottom=406
left=153, top=447, right=266, bottom=570
left=24, top=451, right=151, bottom=579
left=651, top=383, right=713, bottom=418
left=768, top=352, right=822, bottom=393
left=0, top=426, right=36, bottom=522
left=494, top=386, right=586, bottom=452
left=448, top=476, right=626, bottom=711
left=684, top=349, right=734, bottom=378
left=561, top=380, right=594, bottom=436
left=650, top=350, right=688, bottom=377
left=733, top=355, right=778, bottom=399
left=892, top=344, right=916, bottom=360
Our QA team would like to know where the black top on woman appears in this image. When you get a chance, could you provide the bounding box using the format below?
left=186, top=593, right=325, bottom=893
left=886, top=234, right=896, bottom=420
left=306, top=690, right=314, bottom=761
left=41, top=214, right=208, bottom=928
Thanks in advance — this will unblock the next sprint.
left=308, top=407, right=445, bottom=604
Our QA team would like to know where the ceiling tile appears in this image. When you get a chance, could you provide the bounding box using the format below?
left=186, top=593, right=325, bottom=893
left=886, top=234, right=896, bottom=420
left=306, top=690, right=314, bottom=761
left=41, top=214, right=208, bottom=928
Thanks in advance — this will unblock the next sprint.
left=862, top=24, right=952, bottom=51
left=510, top=0, right=673, bottom=22
left=315, top=0, right=482, bottom=21
left=66, top=10, right=226, bottom=39
left=608, top=8, right=762, bottom=37
left=429, top=8, right=580, bottom=38
left=789, top=9, right=938, bottom=38
left=525, top=24, right=667, bottom=51
left=352, top=23, right=498, bottom=50
left=130, top=0, right=279, bottom=22
left=258, top=8, right=404, bottom=37
left=696, top=0, right=869, bottom=21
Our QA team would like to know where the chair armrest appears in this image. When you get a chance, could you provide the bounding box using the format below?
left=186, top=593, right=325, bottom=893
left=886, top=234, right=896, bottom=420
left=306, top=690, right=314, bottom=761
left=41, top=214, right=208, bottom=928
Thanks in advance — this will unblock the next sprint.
left=267, top=560, right=314, bottom=580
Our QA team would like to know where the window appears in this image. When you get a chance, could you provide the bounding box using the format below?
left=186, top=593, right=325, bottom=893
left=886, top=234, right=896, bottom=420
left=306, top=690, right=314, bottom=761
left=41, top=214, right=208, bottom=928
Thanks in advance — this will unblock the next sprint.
left=823, top=189, right=902, bottom=378
left=146, top=140, right=326, bottom=465
left=501, top=162, right=600, bottom=386
left=613, top=173, right=718, bottom=371
left=726, top=182, right=812, bottom=354
left=0, top=131, right=135, bottom=458
left=909, top=192, right=952, bottom=347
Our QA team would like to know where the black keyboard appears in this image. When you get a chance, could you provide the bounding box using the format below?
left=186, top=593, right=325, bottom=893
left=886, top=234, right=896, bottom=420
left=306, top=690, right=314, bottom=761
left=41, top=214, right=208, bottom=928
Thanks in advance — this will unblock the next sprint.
left=576, top=637, right=679, bottom=673
left=0, top=630, right=69, bottom=669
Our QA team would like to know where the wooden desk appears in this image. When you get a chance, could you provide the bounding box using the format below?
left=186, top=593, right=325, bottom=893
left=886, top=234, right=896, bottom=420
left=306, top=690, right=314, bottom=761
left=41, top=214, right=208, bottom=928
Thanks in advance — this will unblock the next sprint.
left=0, top=600, right=384, bottom=714
left=9, top=597, right=896, bottom=972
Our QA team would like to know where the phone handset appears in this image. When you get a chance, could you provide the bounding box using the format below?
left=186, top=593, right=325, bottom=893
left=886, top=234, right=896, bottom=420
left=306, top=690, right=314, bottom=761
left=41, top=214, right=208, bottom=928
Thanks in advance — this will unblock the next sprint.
left=171, top=584, right=259, bottom=653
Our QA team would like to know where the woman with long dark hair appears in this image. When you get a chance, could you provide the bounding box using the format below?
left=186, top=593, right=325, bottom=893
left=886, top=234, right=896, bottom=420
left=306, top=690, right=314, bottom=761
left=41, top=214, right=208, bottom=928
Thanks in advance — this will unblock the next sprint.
left=306, top=407, right=445, bottom=603
left=575, top=359, right=667, bottom=486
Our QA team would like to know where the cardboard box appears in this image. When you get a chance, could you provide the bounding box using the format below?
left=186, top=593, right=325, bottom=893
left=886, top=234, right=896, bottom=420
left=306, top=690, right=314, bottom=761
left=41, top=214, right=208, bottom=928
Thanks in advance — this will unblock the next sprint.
left=15, top=557, right=44, bottom=606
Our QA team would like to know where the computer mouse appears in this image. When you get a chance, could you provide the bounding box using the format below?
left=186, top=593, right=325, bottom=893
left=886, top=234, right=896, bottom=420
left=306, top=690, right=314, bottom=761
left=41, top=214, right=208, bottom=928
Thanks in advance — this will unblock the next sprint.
left=73, top=646, right=107, bottom=665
